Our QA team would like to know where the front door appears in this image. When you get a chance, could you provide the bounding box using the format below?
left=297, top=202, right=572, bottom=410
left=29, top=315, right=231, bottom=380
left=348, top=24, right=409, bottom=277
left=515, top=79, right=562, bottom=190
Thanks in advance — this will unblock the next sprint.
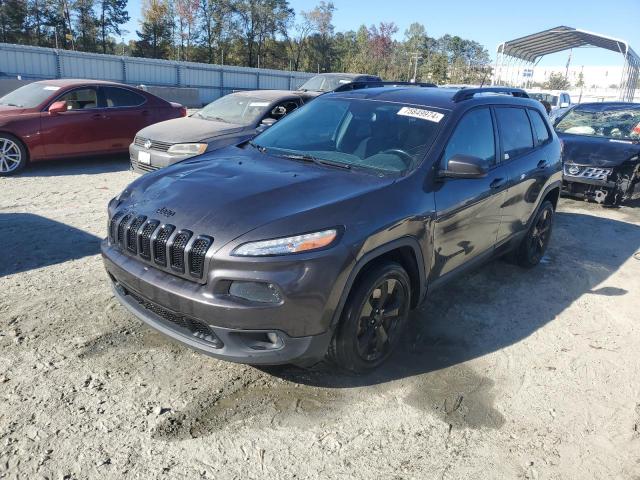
left=432, top=107, right=509, bottom=279
left=40, top=86, right=111, bottom=157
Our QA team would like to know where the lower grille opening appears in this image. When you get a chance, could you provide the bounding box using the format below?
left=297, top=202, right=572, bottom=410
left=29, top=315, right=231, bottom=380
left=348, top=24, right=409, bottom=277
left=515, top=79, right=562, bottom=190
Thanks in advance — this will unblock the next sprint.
left=119, top=283, right=223, bottom=349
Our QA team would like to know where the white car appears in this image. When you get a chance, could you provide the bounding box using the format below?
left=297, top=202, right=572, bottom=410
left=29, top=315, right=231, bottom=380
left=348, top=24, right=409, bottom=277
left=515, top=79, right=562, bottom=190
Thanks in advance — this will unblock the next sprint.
left=528, top=90, right=572, bottom=119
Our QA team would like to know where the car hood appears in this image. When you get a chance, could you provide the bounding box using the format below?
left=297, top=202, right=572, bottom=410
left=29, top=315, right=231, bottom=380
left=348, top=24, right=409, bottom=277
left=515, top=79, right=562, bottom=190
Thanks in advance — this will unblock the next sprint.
left=558, top=132, right=640, bottom=168
left=136, top=116, right=247, bottom=143
left=117, top=146, right=394, bottom=248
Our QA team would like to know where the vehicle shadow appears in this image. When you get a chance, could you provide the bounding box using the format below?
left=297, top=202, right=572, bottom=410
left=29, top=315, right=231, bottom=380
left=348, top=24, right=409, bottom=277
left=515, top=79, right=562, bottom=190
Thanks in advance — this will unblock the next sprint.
left=17, top=155, right=130, bottom=177
left=0, top=213, right=101, bottom=277
left=264, top=210, right=640, bottom=388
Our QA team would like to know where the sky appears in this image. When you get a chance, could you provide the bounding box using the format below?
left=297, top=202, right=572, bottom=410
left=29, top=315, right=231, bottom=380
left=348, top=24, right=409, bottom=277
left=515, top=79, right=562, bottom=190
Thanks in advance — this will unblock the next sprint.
left=123, top=0, right=639, bottom=67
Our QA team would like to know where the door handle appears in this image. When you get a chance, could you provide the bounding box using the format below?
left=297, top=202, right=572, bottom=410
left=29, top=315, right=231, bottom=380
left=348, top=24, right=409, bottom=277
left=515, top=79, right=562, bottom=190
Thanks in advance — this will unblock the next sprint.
left=91, top=113, right=103, bottom=120
left=490, top=177, right=506, bottom=189
left=537, top=160, right=548, bottom=169
left=141, top=110, right=150, bottom=116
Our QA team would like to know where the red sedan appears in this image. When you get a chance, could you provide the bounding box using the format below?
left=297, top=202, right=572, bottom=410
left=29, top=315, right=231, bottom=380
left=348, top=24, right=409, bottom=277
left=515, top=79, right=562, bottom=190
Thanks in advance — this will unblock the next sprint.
left=0, top=79, right=186, bottom=175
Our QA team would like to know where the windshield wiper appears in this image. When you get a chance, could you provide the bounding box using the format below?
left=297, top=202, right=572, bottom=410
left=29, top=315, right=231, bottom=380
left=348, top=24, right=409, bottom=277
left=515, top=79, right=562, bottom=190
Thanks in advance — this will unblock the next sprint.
left=249, top=141, right=267, bottom=153
left=3, top=103, right=22, bottom=107
left=276, top=152, right=351, bottom=170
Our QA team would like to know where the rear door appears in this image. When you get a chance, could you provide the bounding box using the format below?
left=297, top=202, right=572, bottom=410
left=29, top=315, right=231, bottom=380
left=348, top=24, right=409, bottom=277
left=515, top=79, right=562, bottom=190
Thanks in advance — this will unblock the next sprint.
left=40, top=86, right=111, bottom=157
left=495, top=106, right=549, bottom=242
left=432, top=107, right=510, bottom=278
left=98, top=86, right=150, bottom=152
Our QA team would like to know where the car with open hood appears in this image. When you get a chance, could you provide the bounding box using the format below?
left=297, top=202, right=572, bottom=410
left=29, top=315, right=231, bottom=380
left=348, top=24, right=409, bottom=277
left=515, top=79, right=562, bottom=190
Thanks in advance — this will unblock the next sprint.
left=103, top=86, right=561, bottom=373
left=130, top=90, right=314, bottom=174
left=0, top=79, right=186, bottom=175
left=556, top=102, right=640, bottom=205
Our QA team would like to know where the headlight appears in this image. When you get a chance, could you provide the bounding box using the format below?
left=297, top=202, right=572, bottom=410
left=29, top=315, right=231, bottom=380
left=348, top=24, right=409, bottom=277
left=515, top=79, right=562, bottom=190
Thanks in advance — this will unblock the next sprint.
left=167, top=143, right=207, bottom=155
left=232, top=229, right=338, bottom=256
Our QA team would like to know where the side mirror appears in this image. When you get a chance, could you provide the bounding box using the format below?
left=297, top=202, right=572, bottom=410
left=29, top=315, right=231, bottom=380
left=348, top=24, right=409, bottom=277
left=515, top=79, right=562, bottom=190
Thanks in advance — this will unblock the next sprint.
left=257, top=117, right=277, bottom=132
left=48, top=101, right=67, bottom=114
left=560, top=102, right=569, bottom=108
left=271, top=105, right=287, bottom=117
left=439, top=154, right=488, bottom=179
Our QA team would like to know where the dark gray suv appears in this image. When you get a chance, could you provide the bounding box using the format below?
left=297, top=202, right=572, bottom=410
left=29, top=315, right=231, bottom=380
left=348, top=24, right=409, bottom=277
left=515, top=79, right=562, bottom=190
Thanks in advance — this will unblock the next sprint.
left=102, top=86, right=562, bottom=373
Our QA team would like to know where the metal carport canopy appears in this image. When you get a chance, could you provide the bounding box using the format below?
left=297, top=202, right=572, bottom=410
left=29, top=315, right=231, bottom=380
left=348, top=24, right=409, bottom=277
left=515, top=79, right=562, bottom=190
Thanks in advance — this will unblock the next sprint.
left=498, top=26, right=638, bottom=63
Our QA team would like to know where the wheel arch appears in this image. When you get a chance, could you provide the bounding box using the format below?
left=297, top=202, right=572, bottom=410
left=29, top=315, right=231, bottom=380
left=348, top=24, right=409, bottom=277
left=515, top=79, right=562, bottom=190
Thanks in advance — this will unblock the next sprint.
left=0, top=130, right=30, bottom=163
left=330, top=237, right=426, bottom=329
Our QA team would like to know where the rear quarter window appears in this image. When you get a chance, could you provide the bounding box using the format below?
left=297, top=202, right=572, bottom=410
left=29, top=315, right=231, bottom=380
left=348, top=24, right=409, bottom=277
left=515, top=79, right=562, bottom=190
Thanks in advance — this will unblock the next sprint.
left=495, top=107, right=534, bottom=159
left=528, top=109, right=551, bottom=145
left=102, top=87, right=146, bottom=108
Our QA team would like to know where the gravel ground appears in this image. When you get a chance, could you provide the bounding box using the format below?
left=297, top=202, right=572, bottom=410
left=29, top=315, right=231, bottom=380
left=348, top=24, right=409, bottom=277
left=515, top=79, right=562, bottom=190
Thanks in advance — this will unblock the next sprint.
left=1, top=156, right=639, bottom=479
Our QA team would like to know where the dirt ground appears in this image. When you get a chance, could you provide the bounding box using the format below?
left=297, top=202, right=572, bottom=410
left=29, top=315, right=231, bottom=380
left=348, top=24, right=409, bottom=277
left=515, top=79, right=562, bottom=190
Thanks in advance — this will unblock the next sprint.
left=1, top=157, right=639, bottom=480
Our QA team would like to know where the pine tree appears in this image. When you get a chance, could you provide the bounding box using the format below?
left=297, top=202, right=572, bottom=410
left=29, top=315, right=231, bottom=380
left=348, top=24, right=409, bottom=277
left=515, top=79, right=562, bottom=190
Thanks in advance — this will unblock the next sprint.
left=97, top=0, right=129, bottom=53
left=134, top=0, right=173, bottom=59
left=74, top=0, right=98, bottom=51
left=0, top=0, right=28, bottom=44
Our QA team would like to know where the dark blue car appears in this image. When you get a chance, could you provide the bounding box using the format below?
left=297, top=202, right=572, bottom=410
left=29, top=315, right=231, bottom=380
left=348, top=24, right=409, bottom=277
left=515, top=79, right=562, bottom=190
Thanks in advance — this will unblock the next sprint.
left=556, top=102, right=640, bottom=206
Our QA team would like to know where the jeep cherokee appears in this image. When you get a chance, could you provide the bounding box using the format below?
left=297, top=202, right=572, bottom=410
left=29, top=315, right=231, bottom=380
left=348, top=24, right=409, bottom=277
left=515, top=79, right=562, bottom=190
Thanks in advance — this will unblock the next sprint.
left=102, top=86, right=562, bottom=373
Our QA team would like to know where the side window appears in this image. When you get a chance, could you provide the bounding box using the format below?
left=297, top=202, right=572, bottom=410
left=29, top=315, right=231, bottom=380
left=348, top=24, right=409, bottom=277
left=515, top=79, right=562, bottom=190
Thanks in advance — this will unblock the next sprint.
left=495, top=107, right=534, bottom=160
left=102, top=87, right=146, bottom=108
left=443, top=108, right=495, bottom=168
left=58, top=88, right=98, bottom=110
left=528, top=109, right=551, bottom=145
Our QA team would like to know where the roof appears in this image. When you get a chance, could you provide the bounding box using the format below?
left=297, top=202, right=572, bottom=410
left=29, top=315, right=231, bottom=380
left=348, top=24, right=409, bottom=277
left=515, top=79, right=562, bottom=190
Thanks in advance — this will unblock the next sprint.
left=499, top=26, right=639, bottom=63
left=33, top=78, right=131, bottom=87
left=570, top=102, right=640, bottom=111
left=329, top=86, right=537, bottom=110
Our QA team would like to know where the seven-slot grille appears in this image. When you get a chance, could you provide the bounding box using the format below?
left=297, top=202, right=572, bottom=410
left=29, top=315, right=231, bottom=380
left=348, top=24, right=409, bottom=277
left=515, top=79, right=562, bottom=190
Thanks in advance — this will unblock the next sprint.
left=134, top=136, right=173, bottom=152
left=108, top=210, right=213, bottom=281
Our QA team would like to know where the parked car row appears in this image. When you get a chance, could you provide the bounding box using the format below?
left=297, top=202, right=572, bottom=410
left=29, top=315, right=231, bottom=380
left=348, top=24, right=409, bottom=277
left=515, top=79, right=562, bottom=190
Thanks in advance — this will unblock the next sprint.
left=0, top=73, right=378, bottom=176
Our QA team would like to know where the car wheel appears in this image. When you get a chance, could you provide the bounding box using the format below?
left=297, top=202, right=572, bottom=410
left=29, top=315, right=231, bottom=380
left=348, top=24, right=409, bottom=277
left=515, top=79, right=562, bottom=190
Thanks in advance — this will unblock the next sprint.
left=329, top=262, right=411, bottom=373
left=0, top=134, right=27, bottom=176
left=516, top=200, right=554, bottom=268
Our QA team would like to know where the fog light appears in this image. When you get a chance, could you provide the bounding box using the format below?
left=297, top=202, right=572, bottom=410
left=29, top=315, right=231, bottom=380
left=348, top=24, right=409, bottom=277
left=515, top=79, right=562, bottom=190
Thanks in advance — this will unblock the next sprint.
left=229, top=281, right=283, bottom=304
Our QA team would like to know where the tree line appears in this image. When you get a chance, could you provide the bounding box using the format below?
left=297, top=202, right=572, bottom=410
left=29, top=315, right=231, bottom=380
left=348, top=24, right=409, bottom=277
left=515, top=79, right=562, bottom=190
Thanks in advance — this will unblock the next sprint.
left=0, top=0, right=491, bottom=83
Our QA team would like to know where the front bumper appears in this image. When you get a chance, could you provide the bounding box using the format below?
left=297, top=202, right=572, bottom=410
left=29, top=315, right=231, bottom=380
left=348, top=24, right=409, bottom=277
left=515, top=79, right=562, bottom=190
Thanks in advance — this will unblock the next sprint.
left=102, top=240, right=345, bottom=365
left=129, top=143, right=194, bottom=174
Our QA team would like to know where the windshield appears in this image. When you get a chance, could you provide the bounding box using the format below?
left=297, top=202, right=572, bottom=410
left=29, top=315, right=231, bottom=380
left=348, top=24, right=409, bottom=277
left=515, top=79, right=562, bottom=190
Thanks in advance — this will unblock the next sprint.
left=298, top=75, right=356, bottom=92
left=529, top=93, right=558, bottom=105
left=252, top=97, right=445, bottom=174
left=0, top=83, right=60, bottom=108
left=197, top=94, right=272, bottom=125
left=555, top=104, right=640, bottom=140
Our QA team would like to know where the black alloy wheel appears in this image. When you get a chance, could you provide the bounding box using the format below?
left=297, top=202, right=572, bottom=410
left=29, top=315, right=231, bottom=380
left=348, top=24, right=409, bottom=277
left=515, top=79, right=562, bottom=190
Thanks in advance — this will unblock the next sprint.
left=517, top=200, right=554, bottom=268
left=329, top=262, right=411, bottom=373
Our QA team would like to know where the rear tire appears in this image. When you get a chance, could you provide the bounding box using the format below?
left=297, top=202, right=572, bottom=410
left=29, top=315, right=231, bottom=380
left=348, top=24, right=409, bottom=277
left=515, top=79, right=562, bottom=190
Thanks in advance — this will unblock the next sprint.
left=515, top=200, right=554, bottom=268
left=328, top=262, right=411, bottom=373
left=0, top=134, right=27, bottom=176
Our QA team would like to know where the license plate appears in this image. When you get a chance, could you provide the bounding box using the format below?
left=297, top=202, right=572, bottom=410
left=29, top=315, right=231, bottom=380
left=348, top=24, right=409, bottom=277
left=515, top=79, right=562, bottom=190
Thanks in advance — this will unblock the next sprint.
left=138, top=151, right=151, bottom=164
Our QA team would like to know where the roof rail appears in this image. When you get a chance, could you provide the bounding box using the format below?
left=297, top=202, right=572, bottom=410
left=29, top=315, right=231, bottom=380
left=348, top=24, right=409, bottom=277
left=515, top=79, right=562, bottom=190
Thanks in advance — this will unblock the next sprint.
left=334, top=81, right=438, bottom=93
left=452, top=87, right=529, bottom=102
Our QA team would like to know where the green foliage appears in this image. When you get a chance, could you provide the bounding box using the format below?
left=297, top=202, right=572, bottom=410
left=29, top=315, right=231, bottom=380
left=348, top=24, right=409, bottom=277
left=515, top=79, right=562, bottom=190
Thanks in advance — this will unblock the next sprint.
left=544, top=72, right=571, bottom=90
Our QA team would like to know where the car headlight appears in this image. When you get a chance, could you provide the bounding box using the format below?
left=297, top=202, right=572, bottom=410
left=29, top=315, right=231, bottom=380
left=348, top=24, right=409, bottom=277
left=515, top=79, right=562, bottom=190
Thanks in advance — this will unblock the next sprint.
left=167, top=143, right=207, bottom=155
left=232, top=229, right=338, bottom=256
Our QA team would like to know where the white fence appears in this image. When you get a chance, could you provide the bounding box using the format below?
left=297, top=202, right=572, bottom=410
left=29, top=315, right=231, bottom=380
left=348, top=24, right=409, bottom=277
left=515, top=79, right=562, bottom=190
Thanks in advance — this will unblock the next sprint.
left=0, top=43, right=315, bottom=105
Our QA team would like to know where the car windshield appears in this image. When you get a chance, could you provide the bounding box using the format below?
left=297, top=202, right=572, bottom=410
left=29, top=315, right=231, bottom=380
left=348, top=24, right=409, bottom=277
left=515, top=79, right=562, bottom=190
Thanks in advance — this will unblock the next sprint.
left=252, top=97, right=445, bottom=174
left=298, top=75, right=356, bottom=92
left=196, top=94, right=272, bottom=125
left=555, top=104, right=640, bottom=140
left=528, top=93, right=559, bottom=105
left=0, top=83, right=59, bottom=108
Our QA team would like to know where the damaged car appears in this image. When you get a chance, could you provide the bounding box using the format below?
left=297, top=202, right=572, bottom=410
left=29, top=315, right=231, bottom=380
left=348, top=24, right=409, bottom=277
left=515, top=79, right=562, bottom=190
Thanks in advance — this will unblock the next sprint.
left=556, top=102, right=640, bottom=206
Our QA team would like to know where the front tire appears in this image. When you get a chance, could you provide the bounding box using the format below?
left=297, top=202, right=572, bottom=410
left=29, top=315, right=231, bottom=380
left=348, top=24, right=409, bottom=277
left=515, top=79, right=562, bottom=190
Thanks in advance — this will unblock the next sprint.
left=0, top=134, right=27, bottom=176
left=329, top=262, right=411, bottom=373
left=515, top=200, right=554, bottom=268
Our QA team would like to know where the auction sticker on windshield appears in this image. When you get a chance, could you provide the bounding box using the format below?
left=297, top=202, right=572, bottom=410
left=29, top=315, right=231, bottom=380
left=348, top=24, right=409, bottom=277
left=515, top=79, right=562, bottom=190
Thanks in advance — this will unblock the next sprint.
left=398, top=107, right=444, bottom=123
